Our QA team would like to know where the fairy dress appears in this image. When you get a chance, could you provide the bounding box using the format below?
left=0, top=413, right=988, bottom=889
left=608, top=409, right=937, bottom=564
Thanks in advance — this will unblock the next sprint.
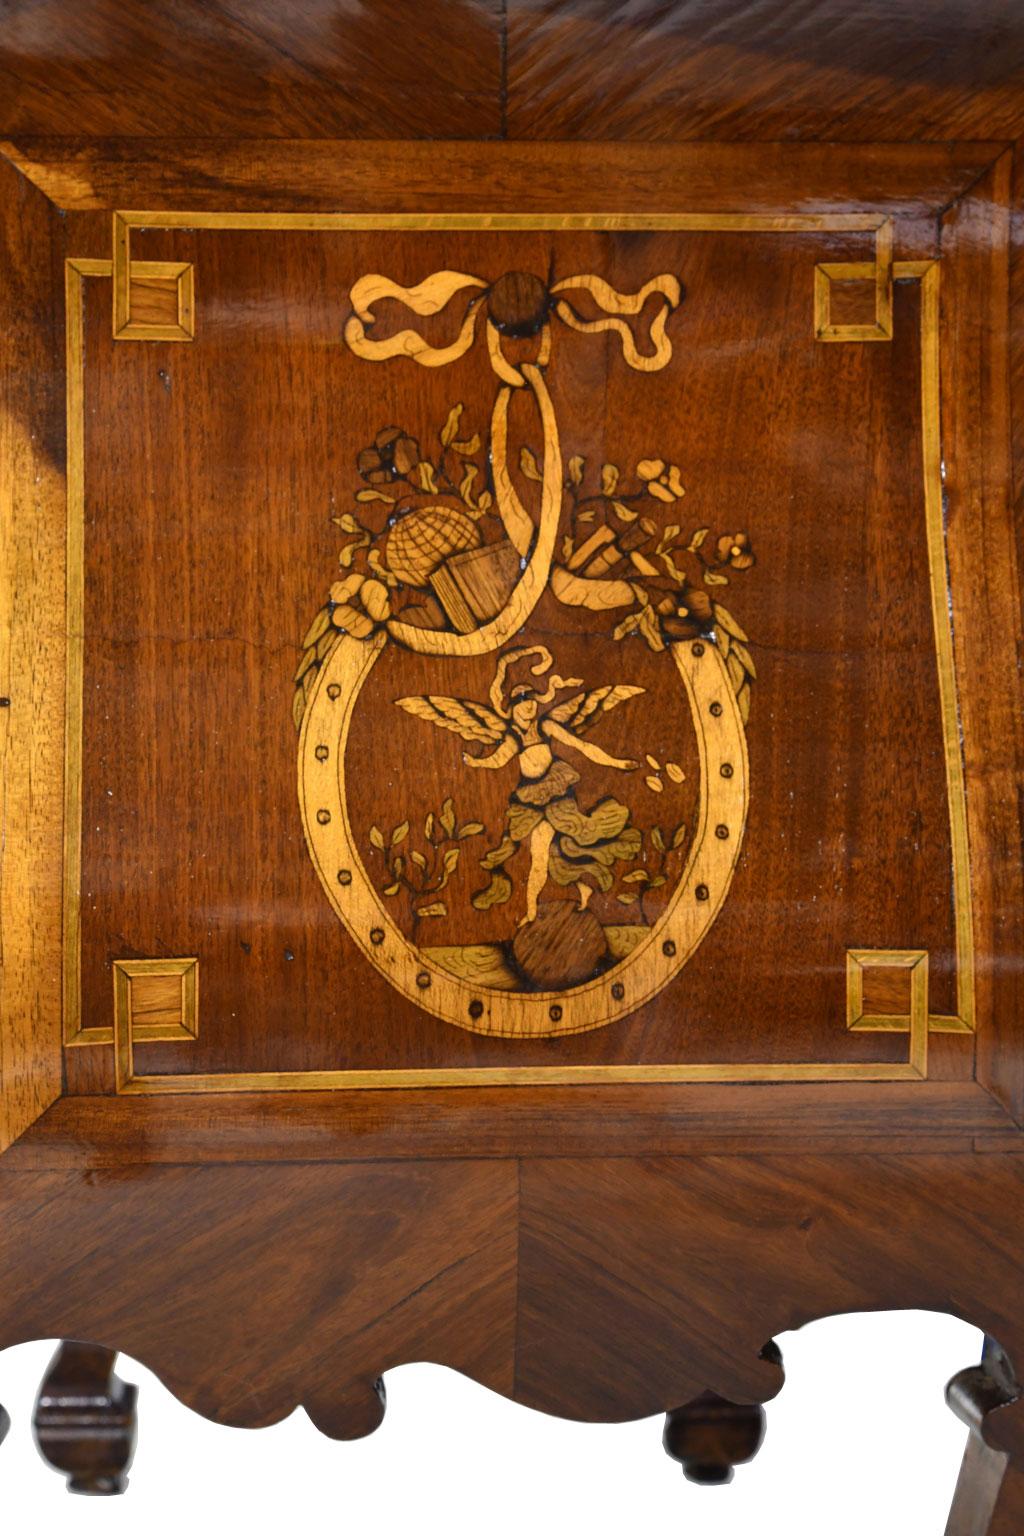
left=488, top=724, right=641, bottom=899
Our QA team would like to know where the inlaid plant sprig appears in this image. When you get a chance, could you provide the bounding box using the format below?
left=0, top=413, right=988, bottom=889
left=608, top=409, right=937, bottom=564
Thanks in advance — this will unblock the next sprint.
left=368, top=797, right=485, bottom=936
left=615, top=822, right=689, bottom=925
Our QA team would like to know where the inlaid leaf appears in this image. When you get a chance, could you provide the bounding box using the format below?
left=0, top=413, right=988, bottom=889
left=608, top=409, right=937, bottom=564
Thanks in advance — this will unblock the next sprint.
left=712, top=603, right=749, bottom=642
left=440, top=403, right=463, bottom=446
left=471, top=872, right=512, bottom=910
left=727, top=653, right=746, bottom=692
left=731, top=639, right=757, bottom=679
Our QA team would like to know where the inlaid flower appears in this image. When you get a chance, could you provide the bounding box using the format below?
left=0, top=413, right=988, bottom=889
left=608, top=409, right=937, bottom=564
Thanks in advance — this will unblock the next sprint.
left=637, top=459, right=686, bottom=502
left=357, top=427, right=421, bottom=484
left=659, top=580, right=714, bottom=641
left=715, top=532, right=756, bottom=570
left=329, top=572, right=390, bottom=639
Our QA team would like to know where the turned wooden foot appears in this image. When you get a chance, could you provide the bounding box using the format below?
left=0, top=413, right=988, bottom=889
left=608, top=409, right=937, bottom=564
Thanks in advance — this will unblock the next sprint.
left=663, top=1392, right=768, bottom=1484
left=945, top=1340, right=1024, bottom=1535
left=33, top=1342, right=138, bottom=1495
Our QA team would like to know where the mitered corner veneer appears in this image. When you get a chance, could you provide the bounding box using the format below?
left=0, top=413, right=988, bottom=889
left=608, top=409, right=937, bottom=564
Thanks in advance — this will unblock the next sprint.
left=0, top=5, right=1023, bottom=1528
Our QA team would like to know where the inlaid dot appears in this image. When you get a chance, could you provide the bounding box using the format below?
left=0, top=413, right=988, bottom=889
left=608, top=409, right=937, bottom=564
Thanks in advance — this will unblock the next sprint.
left=691, top=642, right=705, bottom=657
left=720, top=762, right=734, bottom=778
left=370, top=927, right=384, bottom=945
left=549, top=1004, right=563, bottom=1023
left=695, top=883, right=710, bottom=902
left=709, top=701, right=723, bottom=718
left=468, top=999, right=484, bottom=1020
left=662, top=940, right=677, bottom=958
left=315, top=744, right=329, bottom=762
left=337, top=868, right=352, bottom=886
left=715, top=823, right=730, bottom=840
left=611, top=982, right=625, bottom=1001
left=327, top=684, right=342, bottom=700
left=316, top=808, right=331, bottom=825
left=416, top=971, right=431, bottom=989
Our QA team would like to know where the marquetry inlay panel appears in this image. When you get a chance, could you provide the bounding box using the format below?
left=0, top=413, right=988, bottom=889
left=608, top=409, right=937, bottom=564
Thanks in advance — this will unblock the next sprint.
left=61, top=213, right=972, bottom=1094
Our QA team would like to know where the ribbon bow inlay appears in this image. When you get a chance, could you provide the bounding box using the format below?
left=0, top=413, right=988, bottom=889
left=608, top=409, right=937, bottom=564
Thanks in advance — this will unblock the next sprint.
left=340, top=267, right=683, bottom=657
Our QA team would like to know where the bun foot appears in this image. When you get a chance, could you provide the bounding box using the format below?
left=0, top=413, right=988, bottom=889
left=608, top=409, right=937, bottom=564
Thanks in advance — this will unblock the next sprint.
left=305, top=1375, right=387, bottom=1441
left=33, top=1342, right=138, bottom=1496
left=663, top=1391, right=767, bottom=1485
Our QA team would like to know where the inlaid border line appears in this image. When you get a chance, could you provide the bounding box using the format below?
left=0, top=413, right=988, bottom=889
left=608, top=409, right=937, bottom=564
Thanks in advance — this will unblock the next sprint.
left=64, top=225, right=961, bottom=1087
left=62, top=257, right=111, bottom=1046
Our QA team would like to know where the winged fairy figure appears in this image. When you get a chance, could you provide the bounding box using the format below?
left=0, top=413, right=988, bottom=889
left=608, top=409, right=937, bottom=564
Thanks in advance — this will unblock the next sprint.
left=395, top=645, right=645, bottom=924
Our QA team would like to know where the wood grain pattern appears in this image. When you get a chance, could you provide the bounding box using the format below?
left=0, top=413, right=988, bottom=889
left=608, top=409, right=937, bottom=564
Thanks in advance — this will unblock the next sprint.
left=65, top=220, right=970, bottom=1088
left=506, top=0, right=1024, bottom=142
left=0, top=1151, right=1019, bottom=1450
left=0, top=153, right=64, bottom=1150
left=940, top=155, right=1024, bottom=1125
left=0, top=17, right=1022, bottom=1529
left=515, top=1154, right=1024, bottom=1421
left=0, top=1159, right=518, bottom=1438
left=1, top=2, right=1023, bottom=145
left=0, top=1, right=503, bottom=139
left=3, top=1082, right=1014, bottom=1170
left=0, top=139, right=1003, bottom=222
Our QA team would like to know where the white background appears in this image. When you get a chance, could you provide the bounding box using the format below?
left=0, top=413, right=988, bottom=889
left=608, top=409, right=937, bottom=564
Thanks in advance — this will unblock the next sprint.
left=0, top=1312, right=978, bottom=1533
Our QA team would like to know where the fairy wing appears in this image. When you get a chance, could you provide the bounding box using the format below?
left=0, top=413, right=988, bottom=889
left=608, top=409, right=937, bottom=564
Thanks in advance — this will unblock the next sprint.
left=545, top=684, right=645, bottom=735
left=394, top=694, right=509, bottom=746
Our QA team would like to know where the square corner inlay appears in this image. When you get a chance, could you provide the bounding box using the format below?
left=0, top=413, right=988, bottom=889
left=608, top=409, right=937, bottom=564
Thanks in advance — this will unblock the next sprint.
left=113, top=958, right=198, bottom=1043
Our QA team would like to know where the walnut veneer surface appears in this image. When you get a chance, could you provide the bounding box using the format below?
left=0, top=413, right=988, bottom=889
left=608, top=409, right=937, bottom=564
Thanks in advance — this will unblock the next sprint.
left=0, top=4, right=1022, bottom=1529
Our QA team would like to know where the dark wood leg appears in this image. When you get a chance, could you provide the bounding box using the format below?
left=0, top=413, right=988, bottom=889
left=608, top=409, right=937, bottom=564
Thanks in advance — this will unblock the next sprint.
left=663, top=1392, right=767, bottom=1484
left=663, top=1339, right=779, bottom=1485
left=945, top=1340, right=1024, bottom=1536
left=33, top=1342, right=138, bottom=1495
